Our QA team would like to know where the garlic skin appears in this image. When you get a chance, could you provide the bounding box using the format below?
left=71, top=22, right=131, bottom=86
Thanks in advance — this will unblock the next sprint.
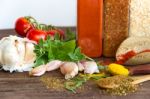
left=77, top=61, right=84, bottom=72
left=82, top=61, right=99, bottom=74
left=0, top=37, right=20, bottom=67
left=60, top=62, right=78, bottom=80
left=46, top=60, right=63, bottom=71
left=29, top=60, right=63, bottom=76
left=0, top=35, right=36, bottom=72
left=24, top=42, right=36, bottom=64
left=29, top=65, right=46, bottom=76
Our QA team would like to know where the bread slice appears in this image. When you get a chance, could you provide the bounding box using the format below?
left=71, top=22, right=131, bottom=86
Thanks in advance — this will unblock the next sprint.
left=116, top=37, right=150, bottom=65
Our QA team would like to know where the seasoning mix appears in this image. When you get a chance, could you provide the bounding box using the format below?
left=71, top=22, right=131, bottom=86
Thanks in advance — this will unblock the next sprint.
left=97, top=75, right=139, bottom=96
left=40, top=76, right=65, bottom=91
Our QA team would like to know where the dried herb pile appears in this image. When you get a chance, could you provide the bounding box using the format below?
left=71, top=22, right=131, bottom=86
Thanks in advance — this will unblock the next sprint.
left=40, top=76, right=65, bottom=91
left=98, top=75, right=139, bottom=96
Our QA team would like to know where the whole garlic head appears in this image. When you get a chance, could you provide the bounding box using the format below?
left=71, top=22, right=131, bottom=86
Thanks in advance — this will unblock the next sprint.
left=0, top=35, right=36, bottom=72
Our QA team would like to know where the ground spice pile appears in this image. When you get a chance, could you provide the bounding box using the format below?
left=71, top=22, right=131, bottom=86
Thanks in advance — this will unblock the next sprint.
left=40, top=76, right=65, bottom=91
left=97, top=75, right=139, bottom=96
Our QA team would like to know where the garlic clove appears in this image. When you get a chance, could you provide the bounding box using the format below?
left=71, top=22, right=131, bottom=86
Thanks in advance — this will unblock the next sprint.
left=2, top=39, right=20, bottom=66
left=24, top=42, right=36, bottom=64
left=77, top=62, right=85, bottom=72
left=83, top=61, right=99, bottom=74
left=60, top=62, right=78, bottom=79
left=15, top=40, right=26, bottom=64
left=29, top=65, right=46, bottom=76
left=23, top=37, right=37, bottom=44
left=0, top=50, right=2, bottom=65
left=46, top=60, right=63, bottom=71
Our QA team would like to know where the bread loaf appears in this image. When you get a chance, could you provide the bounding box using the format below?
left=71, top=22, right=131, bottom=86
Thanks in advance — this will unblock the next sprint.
left=103, top=0, right=130, bottom=57
left=130, top=0, right=150, bottom=37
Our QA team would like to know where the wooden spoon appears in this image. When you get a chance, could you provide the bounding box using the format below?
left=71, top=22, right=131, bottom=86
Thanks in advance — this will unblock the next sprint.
left=132, top=75, right=150, bottom=85
left=98, top=75, right=150, bottom=89
left=127, top=64, right=150, bottom=75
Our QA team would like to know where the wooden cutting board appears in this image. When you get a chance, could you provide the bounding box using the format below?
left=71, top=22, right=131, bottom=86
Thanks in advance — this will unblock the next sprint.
left=0, top=29, right=150, bottom=99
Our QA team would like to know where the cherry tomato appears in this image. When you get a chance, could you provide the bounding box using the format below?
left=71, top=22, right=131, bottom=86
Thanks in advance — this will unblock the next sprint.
left=15, top=17, right=34, bottom=37
left=47, top=29, right=64, bottom=39
left=26, top=29, right=47, bottom=43
left=57, top=29, right=65, bottom=37
left=47, top=30, right=57, bottom=36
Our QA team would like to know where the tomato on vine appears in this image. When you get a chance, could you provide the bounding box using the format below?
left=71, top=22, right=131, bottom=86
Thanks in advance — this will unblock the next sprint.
left=15, top=16, right=36, bottom=37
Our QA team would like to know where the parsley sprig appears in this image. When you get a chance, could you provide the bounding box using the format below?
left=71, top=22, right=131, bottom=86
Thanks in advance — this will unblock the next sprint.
left=64, top=73, right=107, bottom=93
left=34, top=35, right=85, bottom=67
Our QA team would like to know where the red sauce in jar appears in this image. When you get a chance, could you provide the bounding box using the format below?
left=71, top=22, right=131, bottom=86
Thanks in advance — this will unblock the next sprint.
left=77, top=0, right=103, bottom=57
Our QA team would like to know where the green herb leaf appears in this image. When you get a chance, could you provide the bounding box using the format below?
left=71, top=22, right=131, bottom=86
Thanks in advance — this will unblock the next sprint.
left=64, top=76, right=89, bottom=93
left=54, top=32, right=61, bottom=40
left=65, top=28, right=76, bottom=41
left=68, top=48, right=85, bottom=62
left=34, top=55, right=48, bottom=67
left=34, top=31, right=85, bottom=67
left=64, top=73, right=108, bottom=93
left=98, top=65, right=108, bottom=71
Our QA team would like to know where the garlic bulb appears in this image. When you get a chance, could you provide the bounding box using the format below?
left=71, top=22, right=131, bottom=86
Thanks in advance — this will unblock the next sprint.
left=60, top=62, right=78, bottom=80
left=82, top=61, right=99, bottom=74
left=0, top=35, right=36, bottom=72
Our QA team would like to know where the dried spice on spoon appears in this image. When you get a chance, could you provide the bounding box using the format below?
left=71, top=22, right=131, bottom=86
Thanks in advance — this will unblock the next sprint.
left=97, top=75, right=139, bottom=96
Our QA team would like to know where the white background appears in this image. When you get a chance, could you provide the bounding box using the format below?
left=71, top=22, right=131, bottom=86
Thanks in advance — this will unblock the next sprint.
left=0, top=0, right=77, bottom=29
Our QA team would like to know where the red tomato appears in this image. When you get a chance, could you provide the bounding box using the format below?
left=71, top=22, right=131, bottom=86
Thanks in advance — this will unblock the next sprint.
left=26, top=29, right=47, bottom=43
left=15, top=17, right=34, bottom=37
left=47, top=30, right=57, bottom=36
left=57, top=29, right=65, bottom=37
left=47, top=29, right=64, bottom=39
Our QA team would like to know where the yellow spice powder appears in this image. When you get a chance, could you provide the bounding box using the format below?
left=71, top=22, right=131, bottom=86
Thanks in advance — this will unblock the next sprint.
left=108, top=63, right=129, bottom=76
